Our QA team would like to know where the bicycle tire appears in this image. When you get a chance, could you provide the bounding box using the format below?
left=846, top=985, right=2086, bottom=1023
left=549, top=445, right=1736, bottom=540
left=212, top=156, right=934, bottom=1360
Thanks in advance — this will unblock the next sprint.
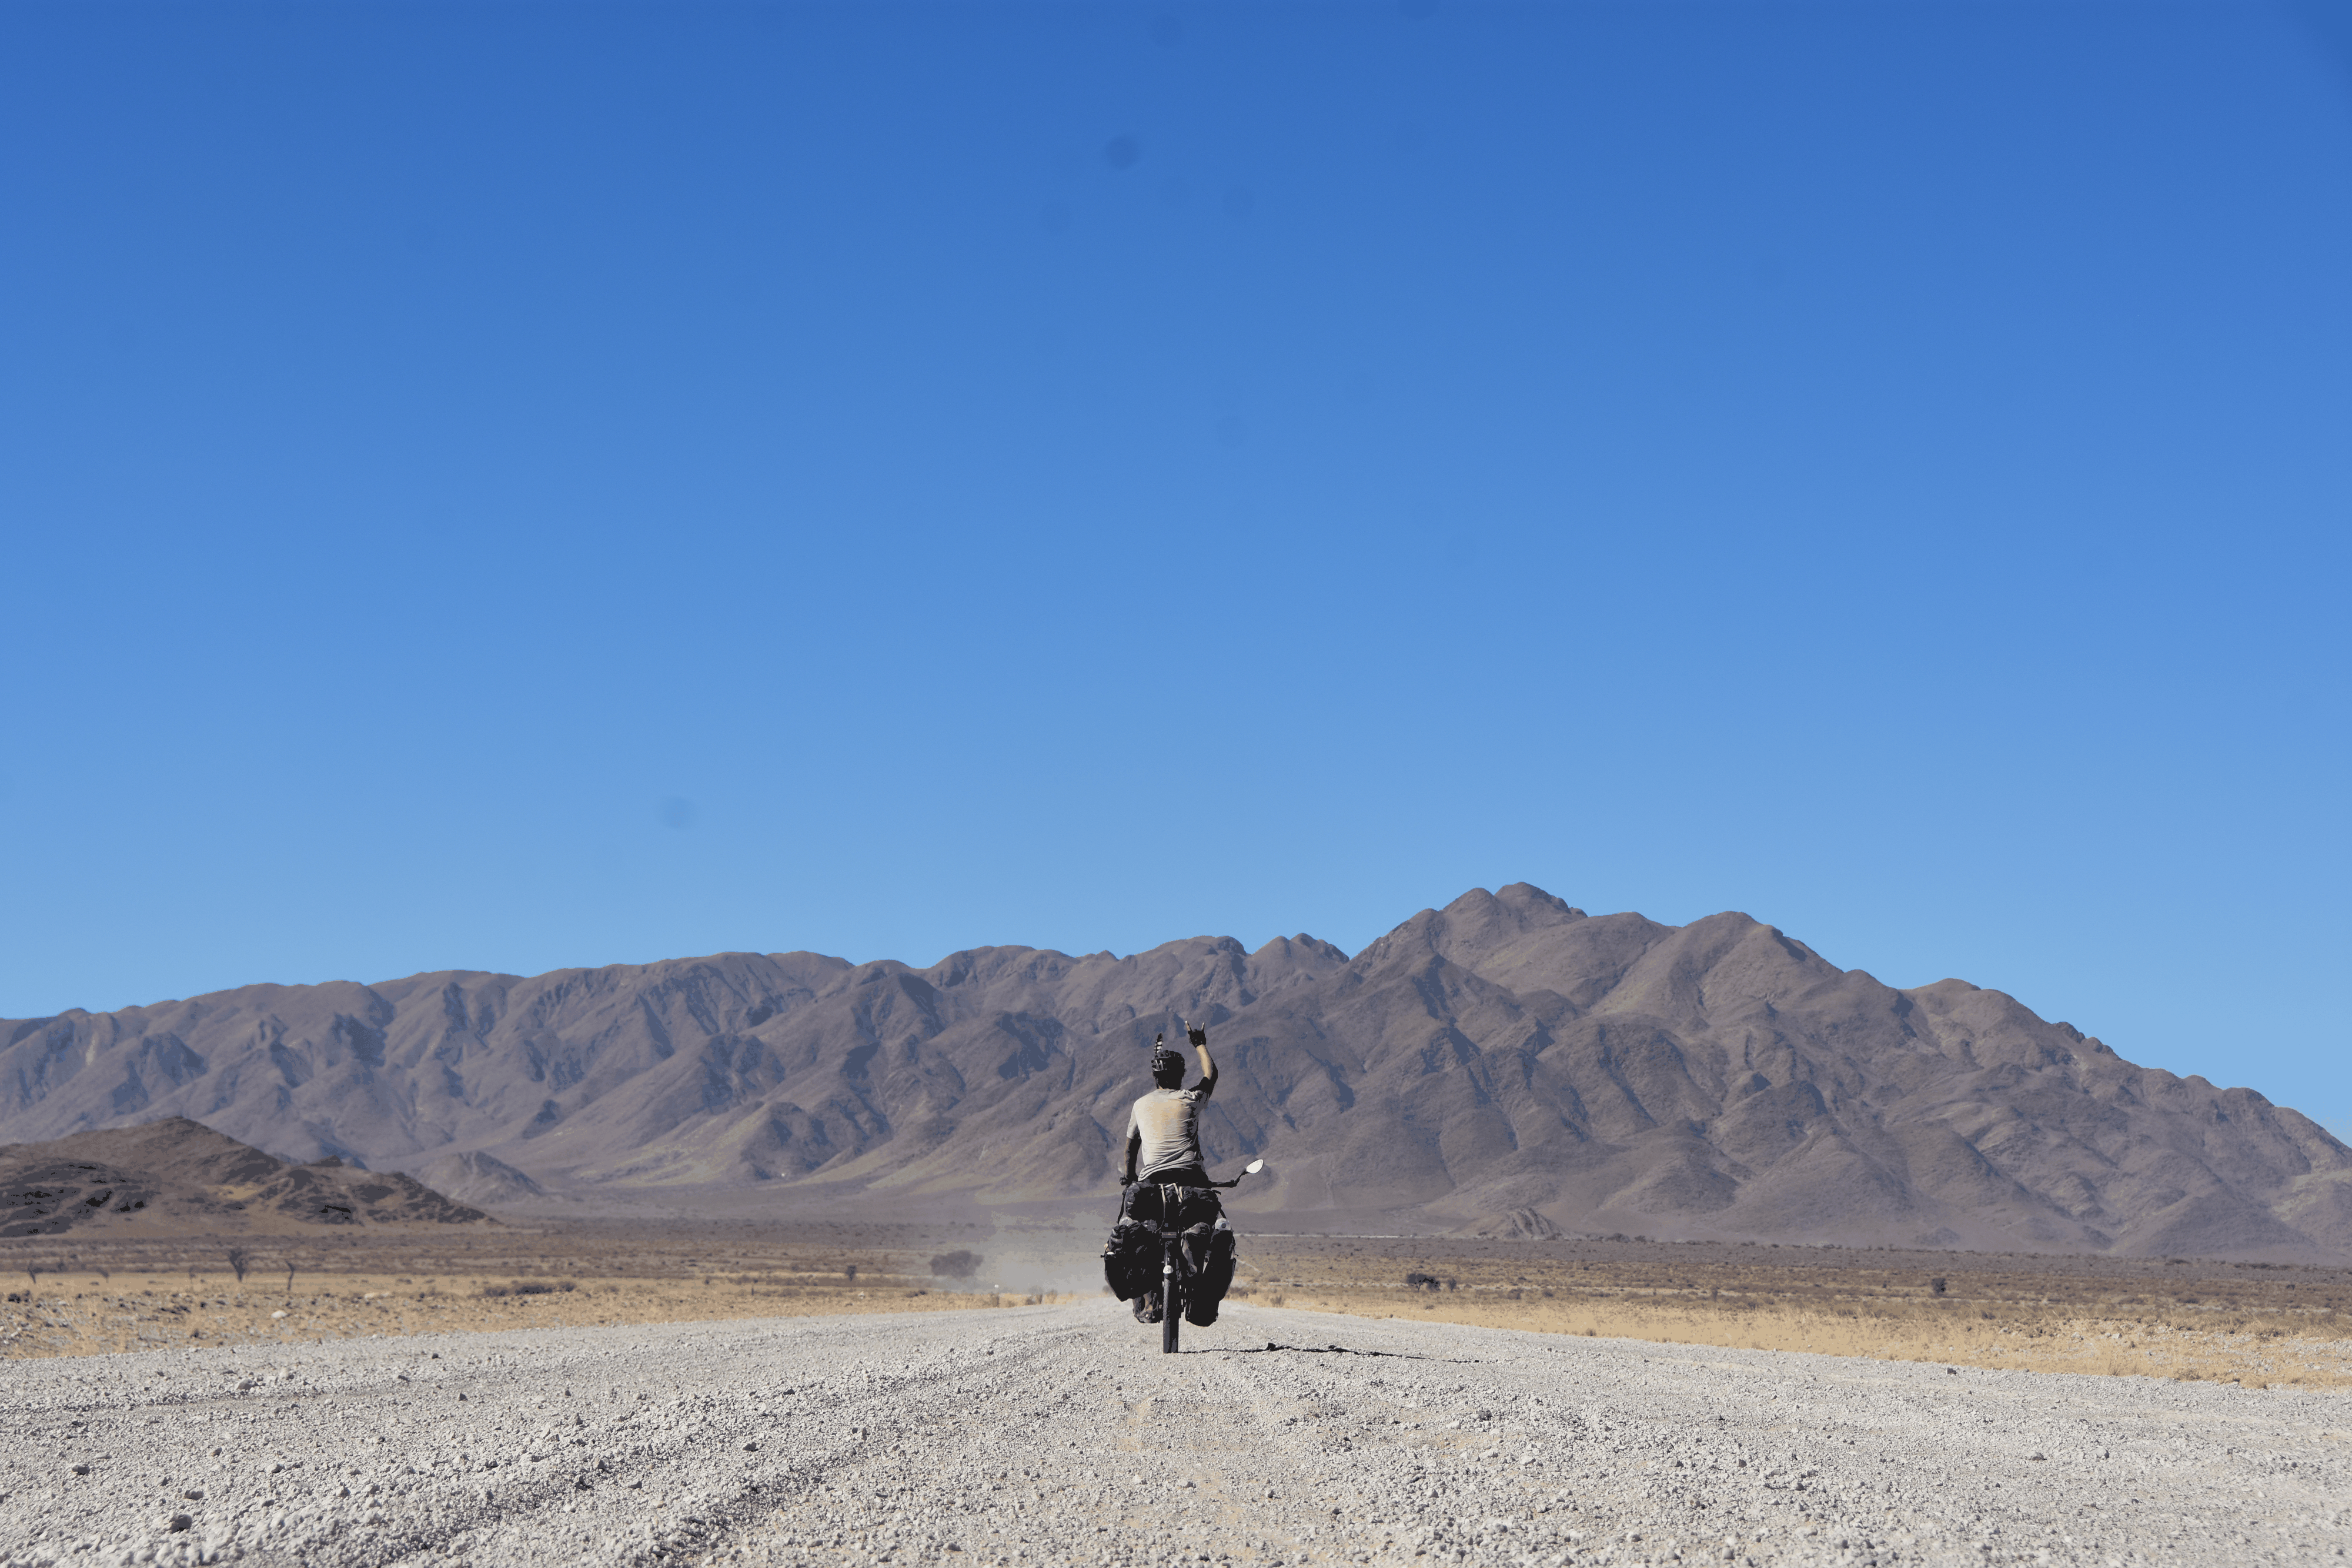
left=1162, top=1267, right=1181, bottom=1354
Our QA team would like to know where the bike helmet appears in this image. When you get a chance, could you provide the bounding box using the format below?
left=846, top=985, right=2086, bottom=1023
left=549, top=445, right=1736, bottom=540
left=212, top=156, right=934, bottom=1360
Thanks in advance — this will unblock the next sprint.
left=1150, top=1032, right=1186, bottom=1084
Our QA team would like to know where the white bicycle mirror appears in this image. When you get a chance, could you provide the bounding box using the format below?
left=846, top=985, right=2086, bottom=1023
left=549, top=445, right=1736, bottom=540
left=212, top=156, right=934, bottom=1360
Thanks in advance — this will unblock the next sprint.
left=1244, top=1159, right=1265, bottom=1174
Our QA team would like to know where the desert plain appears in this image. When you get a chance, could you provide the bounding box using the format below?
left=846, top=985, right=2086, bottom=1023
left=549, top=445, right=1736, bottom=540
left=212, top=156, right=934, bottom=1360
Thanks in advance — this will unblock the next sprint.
left=8, top=1222, right=2350, bottom=1391
left=5, top=1223, right=2351, bottom=1567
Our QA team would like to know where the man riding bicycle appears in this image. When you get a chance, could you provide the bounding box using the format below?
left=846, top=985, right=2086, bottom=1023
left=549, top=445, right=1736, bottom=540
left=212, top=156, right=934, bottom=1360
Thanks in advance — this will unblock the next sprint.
left=1113, top=1022, right=1217, bottom=1323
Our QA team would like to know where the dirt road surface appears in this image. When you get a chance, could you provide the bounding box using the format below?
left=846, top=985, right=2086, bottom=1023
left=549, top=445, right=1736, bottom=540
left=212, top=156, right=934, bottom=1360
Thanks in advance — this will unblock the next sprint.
left=2, top=1302, right=2344, bottom=1567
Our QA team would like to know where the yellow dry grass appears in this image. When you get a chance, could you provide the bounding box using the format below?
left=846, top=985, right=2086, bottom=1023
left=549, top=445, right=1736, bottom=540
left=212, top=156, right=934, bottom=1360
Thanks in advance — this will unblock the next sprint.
left=11, top=1223, right=2348, bottom=1393
left=1233, top=1239, right=2352, bottom=1390
left=0, top=1219, right=1091, bottom=1360
left=0, top=1268, right=1083, bottom=1358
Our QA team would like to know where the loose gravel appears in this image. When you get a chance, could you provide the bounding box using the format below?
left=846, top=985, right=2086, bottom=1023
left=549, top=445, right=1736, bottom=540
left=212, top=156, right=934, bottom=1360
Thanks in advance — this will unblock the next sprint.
left=1, top=1302, right=2345, bottom=1567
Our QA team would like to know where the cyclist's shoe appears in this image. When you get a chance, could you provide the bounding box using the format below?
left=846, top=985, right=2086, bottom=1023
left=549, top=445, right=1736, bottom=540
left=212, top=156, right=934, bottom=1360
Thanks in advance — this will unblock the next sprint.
left=1131, top=1288, right=1163, bottom=1324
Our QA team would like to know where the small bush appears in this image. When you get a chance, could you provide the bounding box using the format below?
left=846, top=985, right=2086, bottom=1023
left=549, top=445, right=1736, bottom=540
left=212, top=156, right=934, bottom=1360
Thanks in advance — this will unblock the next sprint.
left=930, top=1251, right=984, bottom=1281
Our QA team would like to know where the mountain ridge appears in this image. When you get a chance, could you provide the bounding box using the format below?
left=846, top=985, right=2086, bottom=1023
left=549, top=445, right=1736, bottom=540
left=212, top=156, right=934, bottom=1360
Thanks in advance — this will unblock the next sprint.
left=0, top=1116, right=490, bottom=1236
left=4, top=884, right=2346, bottom=1260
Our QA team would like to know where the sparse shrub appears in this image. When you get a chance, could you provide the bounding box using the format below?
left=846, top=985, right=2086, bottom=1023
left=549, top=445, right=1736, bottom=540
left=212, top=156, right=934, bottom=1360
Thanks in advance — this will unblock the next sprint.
left=1405, top=1272, right=1441, bottom=1291
left=845, top=1265, right=858, bottom=1281
left=223, top=1249, right=250, bottom=1285
left=1930, top=1278, right=1947, bottom=1296
left=930, top=1251, right=984, bottom=1281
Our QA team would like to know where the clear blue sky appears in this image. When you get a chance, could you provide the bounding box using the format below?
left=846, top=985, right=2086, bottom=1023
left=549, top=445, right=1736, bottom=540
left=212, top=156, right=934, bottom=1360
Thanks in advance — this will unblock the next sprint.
left=4, top=2, right=2348, bottom=1134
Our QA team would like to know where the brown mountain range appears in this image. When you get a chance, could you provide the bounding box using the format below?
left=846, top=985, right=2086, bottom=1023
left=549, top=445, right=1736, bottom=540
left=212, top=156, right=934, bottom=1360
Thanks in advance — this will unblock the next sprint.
left=0, top=1116, right=489, bottom=1237
left=3, top=885, right=2346, bottom=1259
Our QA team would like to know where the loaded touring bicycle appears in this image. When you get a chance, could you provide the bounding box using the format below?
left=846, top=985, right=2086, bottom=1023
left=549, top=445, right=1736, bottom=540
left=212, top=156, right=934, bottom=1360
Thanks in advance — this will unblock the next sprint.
left=1103, top=1158, right=1264, bottom=1353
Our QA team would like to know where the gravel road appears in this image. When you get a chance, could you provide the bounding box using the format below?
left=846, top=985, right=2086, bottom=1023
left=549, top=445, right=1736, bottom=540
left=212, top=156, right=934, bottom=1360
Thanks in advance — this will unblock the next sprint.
left=2, top=1301, right=2345, bottom=1568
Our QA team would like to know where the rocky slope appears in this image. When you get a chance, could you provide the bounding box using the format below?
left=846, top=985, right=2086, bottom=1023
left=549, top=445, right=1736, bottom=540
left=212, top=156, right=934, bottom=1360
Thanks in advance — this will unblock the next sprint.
left=0, top=1117, right=488, bottom=1236
left=2, top=885, right=2346, bottom=1258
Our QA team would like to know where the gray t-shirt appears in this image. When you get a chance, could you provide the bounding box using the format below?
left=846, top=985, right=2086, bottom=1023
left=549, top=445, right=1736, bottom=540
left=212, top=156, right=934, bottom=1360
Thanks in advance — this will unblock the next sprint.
left=1127, top=1085, right=1214, bottom=1181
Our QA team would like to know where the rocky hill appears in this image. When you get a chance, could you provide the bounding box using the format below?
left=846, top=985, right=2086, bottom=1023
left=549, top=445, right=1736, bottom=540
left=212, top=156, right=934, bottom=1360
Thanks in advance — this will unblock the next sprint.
left=2, top=885, right=2346, bottom=1259
left=0, top=1117, right=489, bottom=1236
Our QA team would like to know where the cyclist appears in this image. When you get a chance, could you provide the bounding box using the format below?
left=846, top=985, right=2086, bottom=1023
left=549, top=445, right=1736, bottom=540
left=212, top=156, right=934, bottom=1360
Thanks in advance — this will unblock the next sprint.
left=1120, top=1022, right=1217, bottom=1190
left=1114, top=1022, right=1217, bottom=1322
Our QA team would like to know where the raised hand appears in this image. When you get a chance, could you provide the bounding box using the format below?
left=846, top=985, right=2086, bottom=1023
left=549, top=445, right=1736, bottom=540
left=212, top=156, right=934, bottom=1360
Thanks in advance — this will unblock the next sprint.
left=1187, top=1023, right=1208, bottom=1048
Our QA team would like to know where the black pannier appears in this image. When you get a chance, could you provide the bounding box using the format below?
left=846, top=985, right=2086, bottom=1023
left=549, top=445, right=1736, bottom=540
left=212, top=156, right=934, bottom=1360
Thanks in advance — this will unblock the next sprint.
left=1182, top=1223, right=1235, bottom=1326
left=1101, top=1221, right=1157, bottom=1302
left=1103, top=1183, right=1237, bottom=1322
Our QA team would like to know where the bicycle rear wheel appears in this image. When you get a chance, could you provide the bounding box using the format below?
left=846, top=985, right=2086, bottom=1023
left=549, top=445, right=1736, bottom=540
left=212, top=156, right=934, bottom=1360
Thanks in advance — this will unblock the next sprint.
left=1161, top=1270, right=1181, bottom=1354
left=1158, top=1192, right=1182, bottom=1353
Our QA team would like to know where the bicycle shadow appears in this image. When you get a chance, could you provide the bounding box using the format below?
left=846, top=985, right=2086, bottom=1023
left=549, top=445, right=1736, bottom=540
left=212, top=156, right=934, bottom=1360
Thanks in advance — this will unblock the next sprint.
left=1212, top=1340, right=1481, bottom=1363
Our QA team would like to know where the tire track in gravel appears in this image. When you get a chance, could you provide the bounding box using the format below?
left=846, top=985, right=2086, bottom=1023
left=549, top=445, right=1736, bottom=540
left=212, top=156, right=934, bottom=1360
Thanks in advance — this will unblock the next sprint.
left=4, top=1303, right=2347, bottom=1567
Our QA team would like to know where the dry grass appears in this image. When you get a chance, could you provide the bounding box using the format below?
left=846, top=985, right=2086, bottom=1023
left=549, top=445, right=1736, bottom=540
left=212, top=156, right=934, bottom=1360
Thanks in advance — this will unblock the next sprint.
left=0, top=1223, right=1075, bottom=1359
left=12, top=1222, right=2350, bottom=1392
left=1234, top=1237, right=2352, bottom=1390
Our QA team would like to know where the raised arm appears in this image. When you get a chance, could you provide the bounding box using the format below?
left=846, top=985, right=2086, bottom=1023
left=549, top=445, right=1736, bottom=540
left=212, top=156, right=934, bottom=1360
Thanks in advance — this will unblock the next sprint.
left=1188, top=1024, right=1218, bottom=1099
